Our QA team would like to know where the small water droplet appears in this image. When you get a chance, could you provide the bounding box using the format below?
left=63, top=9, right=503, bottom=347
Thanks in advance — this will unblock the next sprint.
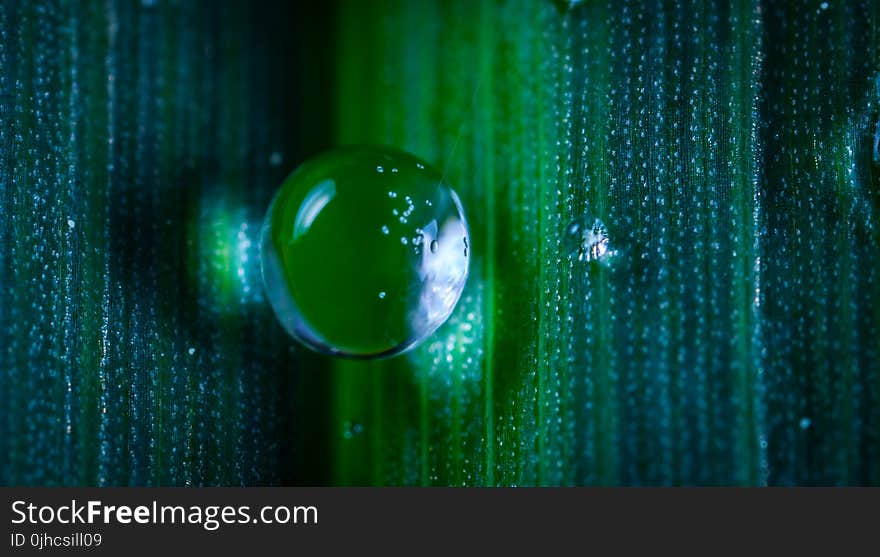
left=381, top=225, right=389, bottom=235
left=564, top=215, right=617, bottom=264
left=819, top=1, right=829, bottom=9
left=342, top=420, right=363, bottom=439
left=873, top=107, right=880, bottom=166
left=269, top=151, right=283, bottom=166
left=67, top=219, right=75, bottom=229
left=188, top=347, right=196, bottom=356
left=552, top=0, right=585, bottom=12
left=376, top=165, right=384, bottom=173
left=430, top=240, right=438, bottom=253
left=378, top=291, right=386, bottom=299
left=799, top=417, right=811, bottom=430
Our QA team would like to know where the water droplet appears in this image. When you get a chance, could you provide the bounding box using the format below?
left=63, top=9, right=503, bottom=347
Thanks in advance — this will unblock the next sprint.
left=799, top=417, right=811, bottom=430
left=552, top=0, right=585, bottom=12
left=262, top=146, right=470, bottom=358
left=563, top=214, right=617, bottom=264
left=873, top=77, right=880, bottom=166
left=67, top=219, right=75, bottom=229
left=269, top=151, right=283, bottom=167
left=342, top=420, right=363, bottom=440
left=188, top=347, right=196, bottom=356
left=819, top=1, right=829, bottom=9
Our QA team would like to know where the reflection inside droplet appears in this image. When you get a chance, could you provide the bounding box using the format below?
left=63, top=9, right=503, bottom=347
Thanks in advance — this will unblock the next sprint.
left=292, top=179, right=335, bottom=241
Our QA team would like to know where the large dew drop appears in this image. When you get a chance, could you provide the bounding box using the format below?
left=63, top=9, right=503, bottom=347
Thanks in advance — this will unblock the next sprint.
left=261, top=146, right=470, bottom=358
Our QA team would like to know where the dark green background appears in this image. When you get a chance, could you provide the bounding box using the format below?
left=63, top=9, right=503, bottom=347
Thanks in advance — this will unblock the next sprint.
left=1, top=0, right=878, bottom=486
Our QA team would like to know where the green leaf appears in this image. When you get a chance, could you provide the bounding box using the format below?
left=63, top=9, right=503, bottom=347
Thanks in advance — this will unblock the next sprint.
left=326, top=0, right=880, bottom=486
left=1, top=0, right=878, bottom=486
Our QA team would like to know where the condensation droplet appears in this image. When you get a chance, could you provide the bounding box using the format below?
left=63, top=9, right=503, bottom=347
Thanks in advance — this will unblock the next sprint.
left=262, top=146, right=470, bottom=358
left=343, top=420, right=363, bottom=440
left=552, top=0, right=585, bottom=13
left=873, top=76, right=880, bottom=165
left=563, top=215, right=617, bottom=264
